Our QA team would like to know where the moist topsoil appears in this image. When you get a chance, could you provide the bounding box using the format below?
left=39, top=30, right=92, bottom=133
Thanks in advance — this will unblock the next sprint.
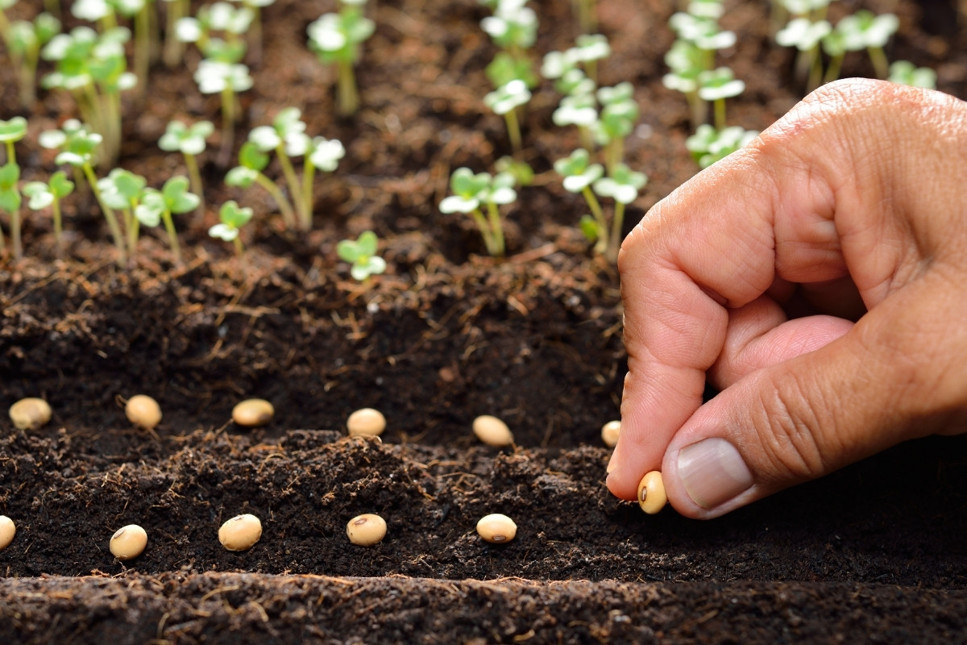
left=2, top=0, right=967, bottom=643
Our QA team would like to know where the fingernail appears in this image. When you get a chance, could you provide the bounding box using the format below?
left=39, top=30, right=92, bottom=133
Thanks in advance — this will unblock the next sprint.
left=677, top=438, right=753, bottom=510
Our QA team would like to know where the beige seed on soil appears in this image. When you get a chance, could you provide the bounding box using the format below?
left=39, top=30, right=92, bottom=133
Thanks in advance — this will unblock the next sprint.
left=472, top=415, right=514, bottom=447
left=476, top=513, right=517, bottom=543
left=232, top=399, right=274, bottom=427
left=218, top=513, right=262, bottom=551
left=346, top=513, right=387, bottom=546
left=601, top=420, right=621, bottom=447
left=0, top=515, right=16, bottom=551
left=347, top=408, right=386, bottom=437
left=9, top=397, right=52, bottom=431
left=125, top=394, right=162, bottom=429
left=109, top=524, right=147, bottom=560
left=637, top=471, right=668, bottom=515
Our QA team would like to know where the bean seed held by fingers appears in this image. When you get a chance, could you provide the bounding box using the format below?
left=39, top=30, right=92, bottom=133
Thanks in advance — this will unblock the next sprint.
left=110, top=524, right=148, bottom=560
left=346, top=513, right=387, bottom=546
left=637, top=471, right=668, bottom=515
left=9, top=397, right=52, bottom=431
left=125, top=394, right=162, bottom=429
left=476, top=513, right=517, bottom=543
left=232, top=399, right=274, bottom=427
left=472, top=415, right=514, bottom=447
left=219, top=513, right=263, bottom=551
left=347, top=408, right=386, bottom=437
left=0, top=515, right=15, bottom=551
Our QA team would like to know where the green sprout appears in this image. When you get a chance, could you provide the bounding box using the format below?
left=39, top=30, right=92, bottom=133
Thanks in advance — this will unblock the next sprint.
left=685, top=124, right=758, bottom=169
left=591, top=163, right=646, bottom=262
left=225, top=141, right=295, bottom=227
left=696, top=67, right=745, bottom=130
left=0, top=117, right=27, bottom=166
left=337, top=230, right=386, bottom=282
left=440, top=167, right=517, bottom=257
left=662, top=38, right=706, bottom=127
left=23, top=171, right=74, bottom=255
left=6, top=12, right=61, bottom=107
left=833, top=10, right=898, bottom=79
left=233, top=0, right=276, bottom=63
left=594, top=82, right=639, bottom=172
left=159, top=119, right=213, bottom=216
left=209, top=199, right=252, bottom=255
left=135, top=176, right=199, bottom=264
left=194, top=59, right=253, bottom=159
left=40, top=120, right=126, bottom=263
left=0, top=162, right=22, bottom=260
left=554, top=148, right=606, bottom=255
left=161, top=0, right=190, bottom=67
left=306, top=0, right=375, bottom=117
left=481, top=0, right=537, bottom=62
left=97, top=167, right=147, bottom=256
left=552, top=92, right=598, bottom=150
left=72, top=0, right=153, bottom=90
left=776, top=17, right=831, bottom=91
left=888, top=60, right=937, bottom=89
left=569, top=33, right=609, bottom=84
left=483, top=79, right=531, bottom=155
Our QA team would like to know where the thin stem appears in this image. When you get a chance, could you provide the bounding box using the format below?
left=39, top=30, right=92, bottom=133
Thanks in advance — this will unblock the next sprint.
left=233, top=235, right=244, bottom=255
left=337, top=59, right=359, bottom=116
left=82, top=163, right=126, bottom=264
left=254, top=172, right=296, bottom=228
left=504, top=108, right=523, bottom=156
left=220, top=87, right=236, bottom=164
left=687, top=92, right=707, bottom=130
left=124, top=208, right=139, bottom=258
left=713, top=98, right=726, bottom=130
left=0, top=212, right=5, bottom=252
left=163, top=0, right=187, bottom=68
left=581, top=185, right=608, bottom=254
left=868, top=46, right=889, bottom=79
left=183, top=152, right=205, bottom=219
left=486, top=201, right=505, bottom=257
left=52, top=198, right=63, bottom=255
left=824, top=54, right=844, bottom=85
left=606, top=201, right=625, bottom=263
left=807, top=46, right=824, bottom=92
left=274, top=145, right=304, bottom=226
left=300, top=161, right=316, bottom=231
left=470, top=208, right=497, bottom=256
left=161, top=208, right=182, bottom=264
left=606, top=138, right=624, bottom=174
left=10, top=207, right=21, bottom=260
left=4, top=141, right=14, bottom=166
left=134, top=5, right=151, bottom=92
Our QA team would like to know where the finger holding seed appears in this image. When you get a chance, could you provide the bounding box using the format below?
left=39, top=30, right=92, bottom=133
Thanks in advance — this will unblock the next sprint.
left=476, top=513, right=517, bottom=543
left=110, top=524, right=148, bottom=560
left=346, top=513, right=387, bottom=546
left=219, top=513, right=262, bottom=551
left=637, top=471, right=668, bottom=515
left=0, top=515, right=16, bottom=551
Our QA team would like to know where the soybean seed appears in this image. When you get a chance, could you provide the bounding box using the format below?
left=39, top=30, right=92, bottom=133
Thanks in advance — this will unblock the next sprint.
left=472, top=415, right=514, bottom=447
left=601, top=420, right=621, bottom=447
left=637, top=470, right=667, bottom=515
left=476, top=513, right=517, bottom=544
left=0, top=515, right=15, bottom=551
left=347, top=408, right=386, bottom=437
left=346, top=513, right=387, bottom=546
left=109, top=524, right=147, bottom=561
left=232, top=399, right=274, bottom=427
left=125, top=394, right=162, bottom=429
left=218, top=513, right=262, bottom=551
left=9, top=397, right=52, bottom=431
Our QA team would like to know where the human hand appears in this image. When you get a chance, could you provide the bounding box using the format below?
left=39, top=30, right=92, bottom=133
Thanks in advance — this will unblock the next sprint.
left=607, top=78, right=967, bottom=519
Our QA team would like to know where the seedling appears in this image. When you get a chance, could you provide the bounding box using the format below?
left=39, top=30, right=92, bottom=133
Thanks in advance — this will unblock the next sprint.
left=233, top=0, right=275, bottom=63
left=73, top=0, right=153, bottom=90
left=6, top=12, right=61, bottom=107
left=552, top=92, right=598, bottom=151
left=307, top=0, right=375, bottom=116
left=161, top=0, right=189, bottom=67
left=194, top=59, right=253, bottom=160
left=347, top=407, right=386, bottom=437
left=553, top=148, right=605, bottom=254
left=346, top=514, right=387, bottom=547
left=833, top=9, right=898, bottom=79
left=226, top=141, right=295, bottom=227
left=685, top=124, right=758, bottom=169
left=440, top=167, right=517, bottom=257
left=109, top=524, right=147, bottom=561
left=662, top=38, right=706, bottom=127
left=888, top=60, right=937, bottom=89
left=208, top=200, right=253, bottom=255
left=591, top=162, right=646, bottom=262
left=483, top=79, right=531, bottom=154
left=776, top=17, right=831, bottom=90
left=218, top=513, right=262, bottom=551
left=97, top=167, right=147, bottom=255
left=135, top=175, right=200, bottom=264
left=696, top=67, right=745, bottom=130
left=594, top=82, right=639, bottom=172
left=0, top=116, right=26, bottom=167
left=23, top=171, right=75, bottom=254
left=0, top=163, right=22, bottom=259
left=481, top=0, right=537, bottom=62
left=337, top=230, right=387, bottom=282
left=569, top=32, right=610, bottom=83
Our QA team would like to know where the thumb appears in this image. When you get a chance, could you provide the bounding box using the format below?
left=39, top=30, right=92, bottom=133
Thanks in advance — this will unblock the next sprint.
left=660, top=276, right=967, bottom=519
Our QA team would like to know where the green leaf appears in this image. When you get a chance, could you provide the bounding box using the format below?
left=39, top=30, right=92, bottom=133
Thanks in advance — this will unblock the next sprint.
left=0, top=117, right=28, bottom=144
left=238, top=141, right=269, bottom=171
left=162, top=176, right=200, bottom=213
left=49, top=171, right=75, bottom=199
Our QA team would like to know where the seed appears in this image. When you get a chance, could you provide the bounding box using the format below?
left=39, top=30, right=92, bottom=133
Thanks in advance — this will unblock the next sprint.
left=601, top=420, right=621, bottom=447
left=9, top=397, right=52, bottom=431
left=218, top=513, right=262, bottom=551
left=232, top=399, right=274, bottom=427
left=125, top=394, right=162, bottom=429
left=109, top=524, right=147, bottom=561
left=637, top=470, right=667, bottom=515
left=0, top=515, right=15, bottom=551
left=347, top=408, right=386, bottom=437
left=476, top=513, right=517, bottom=544
left=472, top=415, right=514, bottom=447
left=346, top=513, right=387, bottom=546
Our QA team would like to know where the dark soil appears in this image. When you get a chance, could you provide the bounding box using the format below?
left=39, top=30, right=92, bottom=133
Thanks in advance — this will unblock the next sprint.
left=2, top=0, right=967, bottom=642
